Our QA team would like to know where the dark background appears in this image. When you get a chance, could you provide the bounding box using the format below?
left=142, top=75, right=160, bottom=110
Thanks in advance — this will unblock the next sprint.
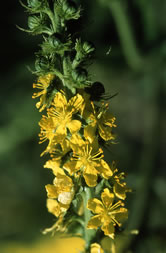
left=0, top=0, right=166, bottom=252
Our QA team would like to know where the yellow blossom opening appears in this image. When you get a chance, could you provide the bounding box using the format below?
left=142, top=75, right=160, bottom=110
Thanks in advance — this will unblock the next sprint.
left=87, top=188, right=128, bottom=239
left=47, top=92, right=83, bottom=143
left=32, top=74, right=55, bottom=112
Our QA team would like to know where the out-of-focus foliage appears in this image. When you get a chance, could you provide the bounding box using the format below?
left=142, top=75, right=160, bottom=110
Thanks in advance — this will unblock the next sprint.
left=0, top=0, right=166, bottom=252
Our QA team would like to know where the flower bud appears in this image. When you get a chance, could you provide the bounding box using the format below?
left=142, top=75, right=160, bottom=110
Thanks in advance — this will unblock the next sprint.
left=28, top=16, right=41, bottom=30
left=83, top=41, right=95, bottom=54
left=72, top=68, right=87, bottom=83
left=35, top=57, right=50, bottom=73
left=27, top=0, right=41, bottom=9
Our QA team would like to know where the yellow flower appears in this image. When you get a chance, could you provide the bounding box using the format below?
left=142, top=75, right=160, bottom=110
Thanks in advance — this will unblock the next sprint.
left=38, top=115, right=56, bottom=155
left=47, top=92, right=83, bottom=143
left=32, top=74, right=54, bottom=112
left=85, top=102, right=117, bottom=141
left=87, top=188, right=128, bottom=239
left=90, top=243, right=104, bottom=253
left=46, top=174, right=74, bottom=206
left=111, top=161, right=132, bottom=200
left=64, top=131, right=112, bottom=187
left=44, top=139, right=71, bottom=174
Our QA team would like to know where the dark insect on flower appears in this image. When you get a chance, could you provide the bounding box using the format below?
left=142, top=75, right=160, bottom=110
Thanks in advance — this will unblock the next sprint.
left=85, top=82, right=105, bottom=101
left=85, top=81, right=118, bottom=101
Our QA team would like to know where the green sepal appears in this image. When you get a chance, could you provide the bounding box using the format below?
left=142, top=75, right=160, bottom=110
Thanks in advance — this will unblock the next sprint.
left=73, top=39, right=95, bottom=68
left=41, top=34, right=72, bottom=56
left=20, top=0, right=49, bottom=14
left=55, top=0, right=81, bottom=23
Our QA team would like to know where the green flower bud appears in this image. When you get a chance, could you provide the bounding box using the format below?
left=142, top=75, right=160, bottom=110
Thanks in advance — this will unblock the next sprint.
left=28, top=16, right=41, bottom=30
left=35, top=57, right=50, bottom=73
left=27, top=0, right=41, bottom=9
left=58, top=0, right=80, bottom=21
left=72, top=68, right=87, bottom=83
left=83, top=41, right=95, bottom=54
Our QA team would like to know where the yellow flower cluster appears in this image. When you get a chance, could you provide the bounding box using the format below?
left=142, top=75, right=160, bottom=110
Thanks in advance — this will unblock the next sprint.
left=32, top=74, right=129, bottom=243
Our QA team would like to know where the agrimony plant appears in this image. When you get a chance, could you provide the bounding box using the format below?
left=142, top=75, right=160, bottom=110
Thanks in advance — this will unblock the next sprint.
left=20, top=0, right=131, bottom=252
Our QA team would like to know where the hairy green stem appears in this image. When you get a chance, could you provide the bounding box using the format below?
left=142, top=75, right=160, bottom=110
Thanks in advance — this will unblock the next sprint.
left=83, top=187, right=95, bottom=250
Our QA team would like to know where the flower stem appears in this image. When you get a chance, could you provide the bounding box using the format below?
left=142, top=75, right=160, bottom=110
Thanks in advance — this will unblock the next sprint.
left=83, top=187, right=96, bottom=250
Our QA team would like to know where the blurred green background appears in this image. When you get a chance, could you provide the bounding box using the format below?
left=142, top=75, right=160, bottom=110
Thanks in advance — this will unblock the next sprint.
left=0, top=0, right=166, bottom=252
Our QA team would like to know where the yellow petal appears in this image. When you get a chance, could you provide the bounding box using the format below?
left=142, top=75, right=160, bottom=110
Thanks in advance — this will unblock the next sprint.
left=68, top=94, right=84, bottom=112
left=70, top=133, right=85, bottom=147
left=83, top=172, right=98, bottom=187
left=90, top=243, right=104, bottom=253
left=87, top=198, right=104, bottom=214
left=87, top=214, right=102, bottom=229
left=114, top=208, right=128, bottom=223
left=53, top=92, right=67, bottom=108
left=113, top=182, right=126, bottom=200
left=99, top=160, right=113, bottom=178
left=58, top=191, right=74, bottom=205
left=64, top=161, right=79, bottom=175
left=98, top=125, right=115, bottom=141
left=45, top=184, right=58, bottom=198
left=46, top=199, right=61, bottom=217
left=44, top=160, right=65, bottom=176
left=84, top=125, right=96, bottom=143
left=101, top=222, right=115, bottom=239
left=53, top=174, right=73, bottom=192
left=101, top=188, right=114, bottom=209
left=83, top=164, right=98, bottom=187
left=67, top=120, right=81, bottom=134
left=55, top=124, right=67, bottom=141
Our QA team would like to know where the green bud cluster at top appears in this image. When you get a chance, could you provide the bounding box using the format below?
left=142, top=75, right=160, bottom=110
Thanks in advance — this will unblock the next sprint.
left=20, top=0, right=95, bottom=95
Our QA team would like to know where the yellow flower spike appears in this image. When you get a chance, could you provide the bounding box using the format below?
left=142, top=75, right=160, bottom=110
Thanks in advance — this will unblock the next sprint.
left=87, top=188, right=128, bottom=239
left=90, top=243, right=104, bottom=253
left=47, top=92, right=83, bottom=143
left=32, top=74, right=55, bottom=112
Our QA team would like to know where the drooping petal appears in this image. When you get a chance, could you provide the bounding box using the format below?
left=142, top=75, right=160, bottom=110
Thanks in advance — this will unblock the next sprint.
left=101, top=188, right=114, bottom=209
left=114, top=208, right=128, bottom=223
left=87, top=198, right=104, bottom=214
left=113, top=182, right=126, bottom=200
left=44, top=159, right=65, bottom=176
left=87, top=214, right=102, bottom=229
left=101, top=222, right=115, bottom=239
left=45, top=184, right=58, bottom=199
left=98, top=159, right=113, bottom=178
left=46, top=199, right=61, bottom=217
